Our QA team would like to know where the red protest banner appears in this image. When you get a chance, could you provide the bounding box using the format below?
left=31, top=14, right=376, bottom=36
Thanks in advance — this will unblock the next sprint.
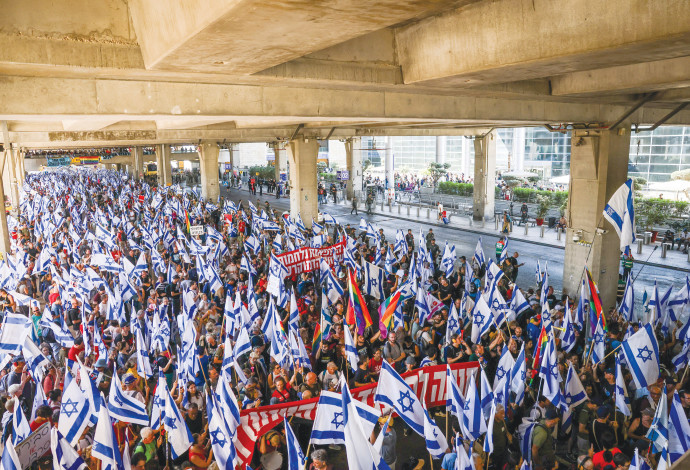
left=274, top=238, right=346, bottom=277
left=235, top=361, right=479, bottom=466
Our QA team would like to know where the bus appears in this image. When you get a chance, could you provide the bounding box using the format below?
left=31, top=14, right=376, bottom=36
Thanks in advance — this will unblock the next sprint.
left=144, top=163, right=157, bottom=177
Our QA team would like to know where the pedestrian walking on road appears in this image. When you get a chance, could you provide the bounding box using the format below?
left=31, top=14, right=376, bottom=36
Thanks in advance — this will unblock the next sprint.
left=351, top=195, right=358, bottom=215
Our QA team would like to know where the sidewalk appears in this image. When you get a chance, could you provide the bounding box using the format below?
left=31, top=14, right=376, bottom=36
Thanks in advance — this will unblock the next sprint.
left=222, top=185, right=689, bottom=273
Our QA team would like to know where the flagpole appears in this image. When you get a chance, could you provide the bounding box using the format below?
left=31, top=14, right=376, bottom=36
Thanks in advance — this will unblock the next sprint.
left=681, top=361, right=690, bottom=385
left=631, top=245, right=659, bottom=284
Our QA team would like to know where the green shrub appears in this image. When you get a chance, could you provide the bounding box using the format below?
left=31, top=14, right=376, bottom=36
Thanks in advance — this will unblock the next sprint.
left=437, top=181, right=474, bottom=196
left=247, top=165, right=275, bottom=180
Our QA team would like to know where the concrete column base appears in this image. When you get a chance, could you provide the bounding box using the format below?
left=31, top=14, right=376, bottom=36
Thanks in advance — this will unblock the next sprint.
left=563, top=127, right=631, bottom=309
left=472, top=130, right=497, bottom=221
left=199, top=143, right=220, bottom=202
left=287, top=136, right=319, bottom=228
left=345, top=137, right=362, bottom=201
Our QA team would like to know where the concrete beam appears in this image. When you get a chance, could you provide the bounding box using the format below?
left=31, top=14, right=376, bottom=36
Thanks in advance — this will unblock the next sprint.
left=396, top=0, right=690, bottom=87
left=4, top=77, right=690, bottom=129
left=127, top=0, right=469, bottom=74
left=2, top=126, right=496, bottom=149
left=551, top=57, right=690, bottom=96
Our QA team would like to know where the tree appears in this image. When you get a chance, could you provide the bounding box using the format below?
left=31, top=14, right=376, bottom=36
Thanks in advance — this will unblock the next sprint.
left=426, top=162, right=451, bottom=187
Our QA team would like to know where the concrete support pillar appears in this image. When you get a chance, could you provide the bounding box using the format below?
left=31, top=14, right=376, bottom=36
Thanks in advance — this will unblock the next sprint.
left=270, top=142, right=287, bottom=182
left=199, top=143, right=220, bottom=202
left=384, top=137, right=394, bottom=191
left=513, top=128, right=526, bottom=172
left=286, top=136, right=319, bottom=227
left=0, top=147, right=12, bottom=256
left=461, top=137, right=471, bottom=177
left=472, top=131, right=497, bottom=221
left=435, top=136, right=447, bottom=165
left=345, top=137, right=362, bottom=200
left=563, top=127, right=631, bottom=309
left=156, top=144, right=171, bottom=186
left=229, top=143, right=238, bottom=174
left=133, top=146, right=144, bottom=179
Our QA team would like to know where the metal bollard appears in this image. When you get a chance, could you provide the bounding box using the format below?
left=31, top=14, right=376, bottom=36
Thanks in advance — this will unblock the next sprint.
left=557, top=228, right=562, bottom=241
left=380, top=201, right=384, bottom=211
left=524, top=225, right=528, bottom=236
left=495, top=218, right=499, bottom=230
left=417, top=207, right=421, bottom=217
left=426, top=208, right=431, bottom=219
left=637, top=239, right=643, bottom=254
left=540, top=225, right=545, bottom=238
left=407, top=206, right=411, bottom=216
left=662, top=243, right=669, bottom=258
left=397, top=204, right=401, bottom=214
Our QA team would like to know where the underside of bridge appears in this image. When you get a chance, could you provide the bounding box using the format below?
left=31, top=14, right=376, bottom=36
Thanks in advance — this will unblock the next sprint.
left=0, top=0, right=689, bottom=148
left=1, top=0, right=690, bottom=305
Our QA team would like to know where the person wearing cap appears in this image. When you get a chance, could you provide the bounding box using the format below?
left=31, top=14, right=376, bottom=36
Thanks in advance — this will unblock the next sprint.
left=94, top=358, right=112, bottom=392
left=577, top=401, right=600, bottom=454
left=590, top=406, right=617, bottom=452
left=531, top=406, right=560, bottom=470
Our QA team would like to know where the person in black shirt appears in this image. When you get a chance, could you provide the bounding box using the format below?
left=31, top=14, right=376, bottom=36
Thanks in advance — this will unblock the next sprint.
left=167, top=276, right=181, bottom=315
left=353, top=355, right=374, bottom=387
left=65, top=299, right=82, bottom=338
left=184, top=403, right=204, bottom=435
left=405, top=229, right=414, bottom=251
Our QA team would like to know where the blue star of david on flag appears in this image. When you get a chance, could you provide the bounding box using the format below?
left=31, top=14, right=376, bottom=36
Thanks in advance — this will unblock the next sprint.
left=61, top=398, right=80, bottom=418
left=331, top=411, right=344, bottom=429
left=209, top=428, right=226, bottom=447
left=495, top=366, right=506, bottom=380
left=637, top=345, right=654, bottom=363
left=397, top=391, right=415, bottom=414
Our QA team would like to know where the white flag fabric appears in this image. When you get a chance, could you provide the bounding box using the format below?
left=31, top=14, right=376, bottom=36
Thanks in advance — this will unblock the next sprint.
left=621, top=323, right=660, bottom=389
left=669, top=391, right=690, bottom=462
left=0, top=438, right=22, bottom=470
left=363, top=261, right=386, bottom=300
left=564, top=364, right=588, bottom=410
left=615, top=356, right=631, bottom=417
left=462, top=370, right=487, bottom=440
left=423, top=404, right=448, bottom=459
left=647, top=384, right=669, bottom=453
left=310, top=391, right=379, bottom=446
left=493, top=346, right=516, bottom=390
left=374, top=360, right=425, bottom=436
left=342, top=381, right=391, bottom=470
left=92, top=398, right=125, bottom=470
left=603, top=178, right=636, bottom=251
left=343, top=324, right=359, bottom=372
left=107, top=372, right=149, bottom=425
left=539, top=339, right=562, bottom=408
left=58, top=372, right=91, bottom=446
left=0, top=313, right=31, bottom=355
left=51, top=429, right=88, bottom=470
left=11, top=397, right=30, bottom=445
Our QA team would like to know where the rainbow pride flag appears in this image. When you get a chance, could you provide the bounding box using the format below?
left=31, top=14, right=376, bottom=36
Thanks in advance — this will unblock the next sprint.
left=530, top=325, right=548, bottom=379
left=346, top=269, right=373, bottom=335
left=585, top=268, right=606, bottom=331
left=312, top=323, right=322, bottom=351
left=184, top=209, right=191, bottom=233
left=378, top=290, right=401, bottom=338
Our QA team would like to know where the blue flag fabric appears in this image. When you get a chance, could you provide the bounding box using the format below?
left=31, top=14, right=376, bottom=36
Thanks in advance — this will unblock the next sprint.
left=374, top=360, right=425, bottom=436
left=620, top=323, right=660, bottom=389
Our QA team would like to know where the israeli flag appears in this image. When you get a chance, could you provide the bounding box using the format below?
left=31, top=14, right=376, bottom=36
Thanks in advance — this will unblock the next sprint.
left=284, top=415, right=306, bottom=470
left=343, top=323, right=359, bottom=372
left=374, top=360, right=425, bottom=436
left=538, top=339, right=562, bottom=408
left=363, top=261, right=386, bottom=300
left=92, top=397, right=125, bottom=470
left=51, top=428, right=88, bottom=470
left=621, top=323, right=660, bottom=389
left=58, top=372, right=90, bottom=446
left=310, top=391, right=379, bottom=446
left=480, top=368, right=494, bottom=418
left=510, top=288, right=531, bottom=319
left=312, top=219, right=324, bottom=235
left=11, top=397, right=31, bottom=445
left=107, top=371, right=149, bottom=425
left=322, top=213, right=338, bottom=225
left=499, top=237, right=509, bottom=264
left=473, top=237, right=485, bottom=267
left=590, top=315, right=606, bottom=366
left=560, top=308, right=577, bottom=353
left=206, top=391, right=237, bottom=470
left=240, top=253, right=257, bottom=277
left=484, top=402, right=497, bottom=455
left=423, top=403, right=448, bottom=459
left=440, top=243, right=457, bottom=277
left=619, top=275, right=635, bottom=322
left=384, top=246, right=395, bottom=274
left=493, top=346, right=516, bottom=390
left=603, top=178, right=636, bottom=251
left=446, top=365, right=465, bottom=422
left=0, top=313, right=32, bottom=355
left=323, top=268, right=344, bottom=304
left=462, top=370, right=487, bottom=440
left=78, top=360, right=102, bottom=426
left=136, top=328, right=153, bottom=378
left=445, top=302, right=462, bottom=345
left=564, top=363, right=588, bottom=410
left=647, top=384, right=669, bottom=453
left=669, top=390, right=690, bottom=462
left=615, top=355, right=631, bottom=417
left=234, top=328, right=252, bottom=360
left=150, top=372, right=168, bottom=430
left=164, top=382, right=194, bottom=459
left=511, top=343, right=527, bottom=405
left=0, top=438, right=22, bottom=470
left=470, top=295, right=493, bottom=343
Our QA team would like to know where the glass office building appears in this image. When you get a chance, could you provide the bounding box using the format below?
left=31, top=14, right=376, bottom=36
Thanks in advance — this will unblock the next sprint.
left=628, top=126, right=690, bottom=182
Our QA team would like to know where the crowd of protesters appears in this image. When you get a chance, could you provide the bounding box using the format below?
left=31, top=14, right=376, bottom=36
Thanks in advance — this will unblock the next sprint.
left=0, top=167, right=686, bottom=470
